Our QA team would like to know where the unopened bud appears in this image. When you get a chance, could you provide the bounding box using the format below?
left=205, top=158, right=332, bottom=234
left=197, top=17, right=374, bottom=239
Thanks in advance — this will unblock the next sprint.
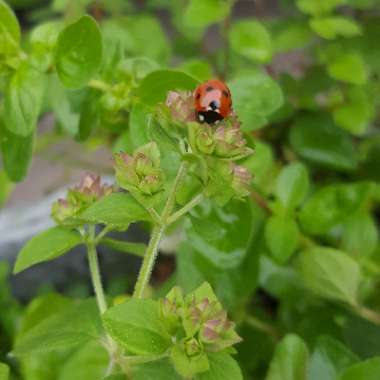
left=232, top=165, right=252, bottom=197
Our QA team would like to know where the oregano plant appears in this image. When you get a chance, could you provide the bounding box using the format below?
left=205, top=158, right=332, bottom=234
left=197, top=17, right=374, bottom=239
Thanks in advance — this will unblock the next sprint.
left=2, top=1, right=380, bottom=380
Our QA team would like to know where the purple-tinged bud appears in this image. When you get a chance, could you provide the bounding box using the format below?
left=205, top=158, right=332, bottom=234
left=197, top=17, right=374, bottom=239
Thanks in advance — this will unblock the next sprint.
left=166, top=90, right=196, bottom=124
left=184, top=337, right=203, bottom=357
left=214, top=126, right=251, bottom=159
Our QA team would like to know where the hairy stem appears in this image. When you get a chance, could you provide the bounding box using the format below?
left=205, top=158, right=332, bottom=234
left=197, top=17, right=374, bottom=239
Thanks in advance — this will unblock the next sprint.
left=87, top=226, right=108, bottom=314
left=167, top=193, right=204, bottom=225
left=133, top=162, right=188, bottom=299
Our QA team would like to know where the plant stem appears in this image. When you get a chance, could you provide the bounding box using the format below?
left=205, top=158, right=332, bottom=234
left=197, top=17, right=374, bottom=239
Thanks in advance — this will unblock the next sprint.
left=133, top=225, right=165, bottom=299
left=167, top=193, right=204, bottom=225
left=245, top=315, right=280, bottom=341
left=353, top=304, right=380, bottom=326
left=87, top=226, right=108, bottom=314
left=133, top=162, right=189, bottom=299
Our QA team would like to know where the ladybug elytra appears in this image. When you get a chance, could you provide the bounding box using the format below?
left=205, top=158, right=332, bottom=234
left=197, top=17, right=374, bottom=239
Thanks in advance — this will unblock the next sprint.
left=194, top=79, right=232, bottom=124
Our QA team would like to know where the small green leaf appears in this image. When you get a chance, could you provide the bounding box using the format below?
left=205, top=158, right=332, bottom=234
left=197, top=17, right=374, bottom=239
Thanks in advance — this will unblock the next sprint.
left=298, top=247, right=361, bottom=305
left=265, top=216, right=299, bottom=264
left=266, top=334, right=309, bottom=380
left=0, top=126, right=34, bottom=182
left=14, top=227, right=82, bottom=274
left=0, top=0, right=20, bottom=54
left=57, top=341, right=108, bottom=380
left=309, top=336, right=359, bottom=380
left=195, top=352, right=243, bottom=380
left=55, top=15, right=103, bottom=88
left=14, top=299, right=102, bottom=355
left=78, top=193, right=151, bottom=226
left=289, top=113, right=357, bottom=172
left=339, top=357, right=380, bottom=380
left=341, top=212, right=378, bottom=257
left=103, top=376, right=126, bottom=380
left=76, top=89, right=100, bottom=141
left=297, top=0, right=345, bottom=15
left=187, top=200, right=254, bottom=268
left=129, top=102, right=151, bottom=149
left=138, top=70, right=199, bottom=106
left=229, top=20, right=272, bottom=63
left=99, top=238, right=146, bottom=257
left=3, top=65, right=45, bottom=136
left=327, top=53, right=368, bottom=85
left=300, top=182, right=374, bottom=235
left=272, top=20, right=314, bottom=53
left=310, top=17, right=361, bottom=39
left=103, top=299, right=171, bottom=355
left=184, top=0, right=232, bottom=29
left=0, top=362, right=9, bottom=380
left=133, top=359, right=181, bottom=380
left=275, top=162, right=309, bottom=210
left=229, top=72, right=283, bottom=131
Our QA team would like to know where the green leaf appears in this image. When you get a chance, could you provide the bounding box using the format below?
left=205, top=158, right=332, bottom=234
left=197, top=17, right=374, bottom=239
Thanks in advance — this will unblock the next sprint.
left=184, top=0, right=232, bottom=29
left=299, top=182, right=374, bottom=235
left=0, top=126, right=34, bottom=182
left=3, top=65, right=45, bottom=136
left=99, top=238, right=146, bottom=257
left=0, top=362, right=9, bottom=380
left=133, top=359, right=181, bottom=380
left=14, top=299, right=102, bottom=355
left=275, top=162, right=309, bottom=210
left=14, top=227, right=82, bottom=274
left=55, top=15, right=103, bottom=88
left=177, top=60, right=213, bottom=82
left=0, top=0, right=20, bottom=54
left=103, top=299, right=171, bottom=355
left=187, top=200, right=254, bottom=269
left=129, top=102, right=151, bottom=149
left=339, top=358, right=380, bottom=380
left=103, top=376, right=126, bottom=380
left=138, top=70, right=199, bottom=106
left=327, top=53, right=368, bottom=85
left=309, top=336, right=359, bottom=380
left=76, top=89, right=100, bottom=141
left=229, top=72, right=283, bottom=131
left=78, top=193, right=151, bottom=227
left=298, top=247, right=361, bottom=305
left=57, top=341, right=108, bottom=380
left=266, top=334, right=309, bottom=380
left=289, top=113, right=357, bottom=172
left=341, top=212, right=378, bottom=257
left=265, top=216, right=299, bottom=264
left=229, top=20, right=272, bottom=63
left=310, top=17, right=361, bottom=39
left=195, top=352, right=243, bottom=380
left=272, top=20, right=314, bottom=53
left=297, top=0, right=345, bottom=15
left=18, top=293, right=73, bottom=338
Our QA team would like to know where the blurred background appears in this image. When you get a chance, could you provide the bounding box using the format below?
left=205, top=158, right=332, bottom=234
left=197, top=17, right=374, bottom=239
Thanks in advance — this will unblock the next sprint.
left=1, top=0, right=380, bottom=378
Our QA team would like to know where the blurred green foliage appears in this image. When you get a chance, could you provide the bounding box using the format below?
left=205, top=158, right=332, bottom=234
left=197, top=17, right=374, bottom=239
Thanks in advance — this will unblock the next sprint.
left=1, top=0, right=380, bottom=379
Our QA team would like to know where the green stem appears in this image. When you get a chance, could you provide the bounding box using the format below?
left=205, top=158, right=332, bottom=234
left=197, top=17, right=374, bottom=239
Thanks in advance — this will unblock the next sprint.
left=353, top=304, right=380, bottom=326
left=245, top=315, right=280, bottom=341
left=133, top=162, right=188, bottom=299
left=88, top=79, right=111, bottom=92
left=133, top=225, right=165, bottom=299
left=167, top=193, right=204, bottom=225
left=87, top=226, right=108, bottom=314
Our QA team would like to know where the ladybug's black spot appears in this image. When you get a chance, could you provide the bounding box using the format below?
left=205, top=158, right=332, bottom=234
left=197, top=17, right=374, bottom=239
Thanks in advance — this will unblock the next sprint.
left=198, top=111, right=224, bottom=124
left=223, top=90, right=229, bottom=98
left=196, top=93, right=201, bottom=99
left=206, top=86, right=214, bottom=92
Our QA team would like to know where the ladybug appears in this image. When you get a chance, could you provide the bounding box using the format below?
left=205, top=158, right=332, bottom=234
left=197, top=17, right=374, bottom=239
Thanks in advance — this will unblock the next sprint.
left=194, top=79, right=232, bottom=124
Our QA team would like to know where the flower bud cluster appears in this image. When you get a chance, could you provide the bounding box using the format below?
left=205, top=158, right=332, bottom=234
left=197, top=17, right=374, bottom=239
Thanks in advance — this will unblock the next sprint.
left=159, top=283, right=241, bottom=377
left=51, top=174, right=113, bottom=223
left=188, top=122, right=253, bottom=161
left=114, top=142, right=165, bottom=200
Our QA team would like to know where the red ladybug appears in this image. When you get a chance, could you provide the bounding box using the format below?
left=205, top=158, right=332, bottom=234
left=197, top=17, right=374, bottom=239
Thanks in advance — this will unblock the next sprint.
left=194, top=79, right=232, bottom=124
